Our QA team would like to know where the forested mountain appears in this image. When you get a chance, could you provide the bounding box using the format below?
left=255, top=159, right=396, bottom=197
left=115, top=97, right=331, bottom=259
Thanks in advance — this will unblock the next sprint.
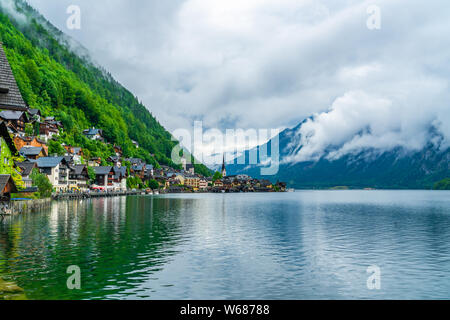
left=0, top=0, right=210, bottom=176
left=226, top=123, right=450, bottom=190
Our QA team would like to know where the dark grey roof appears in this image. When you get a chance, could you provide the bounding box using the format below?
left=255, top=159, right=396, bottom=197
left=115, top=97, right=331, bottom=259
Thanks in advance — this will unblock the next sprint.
left=108, top=155, right=120, bottom=162
left=16, top=162, right=37, bottom=176
left=71, top=165, right=87, bottom=175
left=166, top=172, right=179, bottom=178
left=63, top=155, right=73, bottom=163
left=113, top=166, right=126, bottom=174
left=0, top=43, right=27, bottom=111
left=0, top=174, right=17, bottom=193
left=125, top=158, right=143, bottom=165
left=35, top=157, right=64, bottom=168
left=131, top=165, right=144, bottom=171
left=19, top=146, right=43, bottom=156
left=43, top=118, right=62, bottom=127
left=0, top=110, right=25, bottom=120
left=113, top=166, right=127, bottom=179
left=94, top=166, right=112, bottom=175
left=84, top=128, right=102, bottom=136
left=27, top=109, right=41, bottom=116
left=65, top=146, right=82, bottom=155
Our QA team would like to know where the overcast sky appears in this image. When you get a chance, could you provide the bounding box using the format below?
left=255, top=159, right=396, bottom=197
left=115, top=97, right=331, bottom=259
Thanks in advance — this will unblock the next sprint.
left=23, top=0, right=450, bottom=161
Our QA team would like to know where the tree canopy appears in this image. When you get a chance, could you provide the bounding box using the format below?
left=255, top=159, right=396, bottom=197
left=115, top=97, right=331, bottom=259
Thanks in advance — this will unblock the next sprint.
left=0, top=3, right=211, bottom=176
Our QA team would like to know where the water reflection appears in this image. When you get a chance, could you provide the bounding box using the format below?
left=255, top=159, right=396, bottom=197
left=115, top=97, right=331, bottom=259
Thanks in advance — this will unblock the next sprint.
left=0, top=196, right=185, bottom=299
left=0, top=191, right=450, bottom=300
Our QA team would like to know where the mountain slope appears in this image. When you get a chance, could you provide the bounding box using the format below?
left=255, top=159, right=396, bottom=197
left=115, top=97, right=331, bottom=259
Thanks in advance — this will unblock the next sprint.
left=227, top=123, right=450, bottom=189
left=0, top=0, right=210, bottom=176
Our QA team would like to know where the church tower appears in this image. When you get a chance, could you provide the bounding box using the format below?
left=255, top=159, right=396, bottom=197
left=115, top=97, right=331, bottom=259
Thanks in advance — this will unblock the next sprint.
left=221, top=154, right=227, bottom=177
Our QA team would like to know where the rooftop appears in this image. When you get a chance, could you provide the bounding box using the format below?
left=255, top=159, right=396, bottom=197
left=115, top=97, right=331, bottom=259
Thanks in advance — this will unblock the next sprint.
left=16, top=162, right=37, bottom=176
left=70, top=165, right=87, bottom=175
left=0, top=174, right=18, bottom=194
left=113, top=166, right=127, bottom=179
left=125, top=158, right=143, bottom=165
left=35, top=157, right=65, bottom=168
left=84, top=128, right=102, bottom=136
left=27, top=109, right=41, bottom=116
left=19, top=146, right=43, bottom=157
left=0, top=110, right=25, bottom=120
left=108, top=155, right=120, bottom=162
left=94, top=166, right=113, bottom=175
left=131, top=165, right=144, bottom=171
left=0, top=44, right=28, bottom=111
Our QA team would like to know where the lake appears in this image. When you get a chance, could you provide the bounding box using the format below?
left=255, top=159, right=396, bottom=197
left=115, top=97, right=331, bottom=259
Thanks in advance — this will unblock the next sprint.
left=1, top=191, right=450, bottom=300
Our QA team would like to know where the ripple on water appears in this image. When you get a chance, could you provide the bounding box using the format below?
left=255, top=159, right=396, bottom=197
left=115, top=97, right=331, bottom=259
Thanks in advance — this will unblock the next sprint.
left=0, top=191, right=449, bottom=299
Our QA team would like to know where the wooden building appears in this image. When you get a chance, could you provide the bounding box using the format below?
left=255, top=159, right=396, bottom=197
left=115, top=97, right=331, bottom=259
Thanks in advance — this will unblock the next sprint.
left=14, top=135, right=48, bottom=155
left=0, top=174, right=18, bottom=201
left=0, top=110, right=29, bottom=135
left=19, top=146, right=47, bottom=160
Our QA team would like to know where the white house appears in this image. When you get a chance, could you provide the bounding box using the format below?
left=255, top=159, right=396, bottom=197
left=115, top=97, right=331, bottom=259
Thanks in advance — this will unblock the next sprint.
left=35, top=157, right=70, bottom=192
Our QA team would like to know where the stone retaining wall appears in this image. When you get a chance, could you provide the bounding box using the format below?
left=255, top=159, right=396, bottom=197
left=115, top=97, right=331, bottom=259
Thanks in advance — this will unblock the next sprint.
left=10, top=198, right=52, bottom=215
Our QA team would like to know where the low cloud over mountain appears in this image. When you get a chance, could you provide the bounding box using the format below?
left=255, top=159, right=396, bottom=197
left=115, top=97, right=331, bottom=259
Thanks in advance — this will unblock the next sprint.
left=17, top=0, right=450, bottom=162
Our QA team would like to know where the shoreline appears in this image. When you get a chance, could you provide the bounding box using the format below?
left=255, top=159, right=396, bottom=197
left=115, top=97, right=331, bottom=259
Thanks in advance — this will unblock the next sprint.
left=51, top=190, right=142, bottom=200
left=4, top=188, right=447, bottom=217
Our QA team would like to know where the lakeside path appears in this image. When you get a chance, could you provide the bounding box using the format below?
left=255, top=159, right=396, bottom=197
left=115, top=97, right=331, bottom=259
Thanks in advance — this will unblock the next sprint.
left=52, top=191, right=142, bottom=200
left=52, top=189, right=286, bottom=200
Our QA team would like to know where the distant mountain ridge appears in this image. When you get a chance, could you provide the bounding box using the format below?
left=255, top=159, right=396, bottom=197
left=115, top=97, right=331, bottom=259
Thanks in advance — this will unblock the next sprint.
left=226, top=122, right=450, bottom=189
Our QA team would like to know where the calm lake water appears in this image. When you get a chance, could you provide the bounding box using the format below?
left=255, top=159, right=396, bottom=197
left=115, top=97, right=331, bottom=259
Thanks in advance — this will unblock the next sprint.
left=1, top=191, right=450, bottom=300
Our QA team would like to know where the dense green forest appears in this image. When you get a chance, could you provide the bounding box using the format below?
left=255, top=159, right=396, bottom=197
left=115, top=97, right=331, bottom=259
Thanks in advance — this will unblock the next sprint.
left=0, top=0, right=210, bottom=176
left=434, top=178, right=450, bottom=190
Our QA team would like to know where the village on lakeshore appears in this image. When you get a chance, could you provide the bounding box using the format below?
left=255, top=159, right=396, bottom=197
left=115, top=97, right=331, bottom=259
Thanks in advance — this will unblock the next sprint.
left=0, top=42, right=286, bottom=208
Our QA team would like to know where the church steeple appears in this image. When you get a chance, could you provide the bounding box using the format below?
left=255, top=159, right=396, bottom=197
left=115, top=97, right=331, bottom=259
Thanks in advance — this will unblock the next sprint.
left=221, top=154, right=227, bottom=177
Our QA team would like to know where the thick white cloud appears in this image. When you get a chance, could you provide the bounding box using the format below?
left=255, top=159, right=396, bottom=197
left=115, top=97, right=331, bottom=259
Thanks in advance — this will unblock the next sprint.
left=2, top=0, right=27, bottom=23
left=21, top=0, right=450, bottom=162
left=286, top=89, right=449, bottom=163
